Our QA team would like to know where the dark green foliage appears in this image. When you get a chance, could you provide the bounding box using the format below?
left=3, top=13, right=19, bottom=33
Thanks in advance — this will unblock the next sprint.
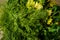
left=0, top=0, right=60, bottom=40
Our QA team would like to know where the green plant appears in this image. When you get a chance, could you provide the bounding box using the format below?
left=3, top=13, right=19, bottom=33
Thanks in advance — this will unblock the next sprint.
left=0, top=0, right=60, bottom=40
